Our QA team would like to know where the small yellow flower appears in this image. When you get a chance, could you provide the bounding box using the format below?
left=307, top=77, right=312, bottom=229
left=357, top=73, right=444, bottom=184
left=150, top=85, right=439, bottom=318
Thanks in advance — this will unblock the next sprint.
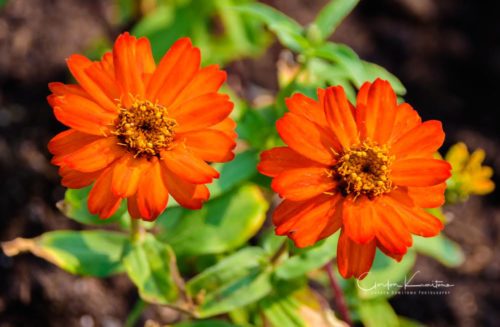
left=445, top=142, right=495, bottom=202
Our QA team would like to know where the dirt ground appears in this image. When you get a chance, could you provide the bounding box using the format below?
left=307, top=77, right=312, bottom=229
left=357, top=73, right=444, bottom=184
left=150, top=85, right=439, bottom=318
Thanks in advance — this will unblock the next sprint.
left=0, top=0, right=499, bottom=326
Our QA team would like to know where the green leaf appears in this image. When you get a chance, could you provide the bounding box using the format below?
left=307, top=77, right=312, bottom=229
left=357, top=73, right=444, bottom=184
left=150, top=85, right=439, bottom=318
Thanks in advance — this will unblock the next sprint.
left=2, top=230, right=128, bottom=277
left=166, top=150, right=260, bottom=209
left=123, top=234, right=179, bottom=304
left=311, top=42, right=407, bottom=96
left=237, top=107, right=279, bottom=150
left=274, top=232, right=339, bottom=280
left=413, top=234, right=464, bottom=267
left=208, top=150, right=260, bottom=198
left=356, top=249, right=416, bottom=299
left=398, top=316, right=425, bottom=327
left=187, top=247, right=272, bottom=317
left=175, top=321, right=240, bottom=327
left=158, top=184, right=267, bottom=256
left=313, top=0, right=359, bottom=40
left=58, top=186, right=128, bottom=227
left=312, top=42, right=365, bottom=86
left=361, top=61, right=406, bottom=95
left=358, top=298, right=399, bottom=327
left=260, top=294, right=306, bottom=327
left=116, top=0, right=138, bottom=24
left=233, top=3, right=309, bottom=52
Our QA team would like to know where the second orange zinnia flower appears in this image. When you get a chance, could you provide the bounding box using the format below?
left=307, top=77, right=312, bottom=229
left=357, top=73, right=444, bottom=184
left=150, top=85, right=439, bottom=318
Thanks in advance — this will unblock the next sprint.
left=48, top=33, right=236, bottom=221
left=258, top=79, right=451, bottom=279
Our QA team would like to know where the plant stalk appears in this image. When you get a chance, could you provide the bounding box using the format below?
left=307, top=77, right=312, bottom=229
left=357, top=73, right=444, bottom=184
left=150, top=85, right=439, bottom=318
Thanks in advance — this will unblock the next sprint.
left=324, top=261, right=353, bottom=327
left=130, top=218, right=143, bottom=243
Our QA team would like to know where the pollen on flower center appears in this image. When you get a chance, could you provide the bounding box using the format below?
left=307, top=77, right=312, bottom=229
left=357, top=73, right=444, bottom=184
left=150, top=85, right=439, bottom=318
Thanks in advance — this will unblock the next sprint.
left=333, top=141, right=395, bottom=198
left=114, top=98, right=177, bottom=157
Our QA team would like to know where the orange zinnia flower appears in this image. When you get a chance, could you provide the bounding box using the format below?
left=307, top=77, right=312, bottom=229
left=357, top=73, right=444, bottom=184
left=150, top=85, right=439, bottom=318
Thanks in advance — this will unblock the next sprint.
left=258, top=79, right=451, bottom=279
left=48, top=33, right=236, bottom=221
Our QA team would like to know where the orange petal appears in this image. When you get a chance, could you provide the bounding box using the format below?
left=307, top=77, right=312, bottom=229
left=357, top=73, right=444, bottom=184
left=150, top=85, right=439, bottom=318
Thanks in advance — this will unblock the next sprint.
left=161, top=146, right=219, bottom=184
left=210, top=117, right=237, bottom=139
left=161, top=169, right=209, bottom=209
left=52, top=94, right=116, bottom=135
left=136, top=37, right=156, bottom=76
left=88, top=167, right=122, bottom=219
left=171, top=93, right=233, bottom=133
left=407, top=183, right=446, bottom=208
left=376, top=240, right=404, bottom=262
left=342, top=197, right=376, bottom=244
left=356, top=79, right=397, bottom=144
left=391, top=158, right=451, bottom=187
left=135, top=157, right=169, bottom=220
left=273, top=194, right=342, bottom=247
left=170, top=65, right=226, bottom=108
left=111, top=155, right=149, bottom=198
left=385, top=191, right=444, bottom=237
left=59, top=166, right=101, bottom=189
left=176, top=129, right=235, bottom=163
left=285, top=92, right=326, bottom=128
left=276, top=113, right=339, bottom=166
left=127, top=194, right=141, bottom=219
left=271, top=167, right=336, bottom=201
left=113, top=32, right=145, bottom=99
left=63, top=137, right=124, bottom=173
left=146, top=38, right=193, bottom=101
left=48, top=82, right=89, bottom=98
left=48, top=129, right=100, bottom=162
left=337, top=230, right=376, bottom=279
left=258, top=147, right=324, bottom=177
left=324, top=86, right=359, bottom=148
left=85, top=61, right=120, bottom=111
left=388, top=103, right=421, bottom=143
left=67, top=54, right=117, bottom=112
left=373, top=200, right=412, bottom=255
left=155, top=46, right=201, bottom=107
left=391, top=120, right=445, bottom=159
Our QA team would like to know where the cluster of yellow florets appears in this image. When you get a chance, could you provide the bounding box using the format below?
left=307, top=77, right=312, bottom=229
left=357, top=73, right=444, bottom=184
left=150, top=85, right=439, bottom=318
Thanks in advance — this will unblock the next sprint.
left=114, top=98, right=177, bottom=157
left=334, top=140, right=395, bottom=198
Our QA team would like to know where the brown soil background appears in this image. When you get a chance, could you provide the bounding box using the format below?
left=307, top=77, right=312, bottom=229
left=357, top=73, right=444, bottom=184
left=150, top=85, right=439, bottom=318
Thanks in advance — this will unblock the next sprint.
left=0, top=0, right=499, bottom=326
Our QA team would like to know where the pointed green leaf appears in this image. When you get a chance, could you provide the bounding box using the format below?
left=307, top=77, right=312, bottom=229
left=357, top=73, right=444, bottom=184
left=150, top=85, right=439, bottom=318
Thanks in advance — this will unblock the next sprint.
left=358, top=298, right=399, bottom=327
left=208, top=150, right=260, bottom=198
left=233, top=3, right=310, bottom=52
left=313, top=0, right=359, bottom=40
left=361, top=61, right=406, bottom=95
left=158, top=184, right=268, bottom=256
left=413, top=234, right=464, bottom=267
left=2, top=230, right=128, bottom=277
left=187, top=247, right=272, bottom=317
left=275, top=232, right=339, bottom=280
left=357, top=249, right=416, bottom=299
left=124, top=234, right=179, bottom=304
left=260, top=294, right=306, bottom=327
left=58, top=186, right=128, bottom=227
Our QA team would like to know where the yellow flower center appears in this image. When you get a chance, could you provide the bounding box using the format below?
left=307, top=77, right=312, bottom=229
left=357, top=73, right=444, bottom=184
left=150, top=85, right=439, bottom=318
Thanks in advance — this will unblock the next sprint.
left=114, top=98, right=177, bottom=157
left=333, top=141, right=395, bottom=198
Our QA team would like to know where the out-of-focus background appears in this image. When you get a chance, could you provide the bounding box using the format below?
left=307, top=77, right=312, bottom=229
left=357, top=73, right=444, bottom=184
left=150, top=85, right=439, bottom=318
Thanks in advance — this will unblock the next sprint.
left=0, top=0, right=498, bottom=326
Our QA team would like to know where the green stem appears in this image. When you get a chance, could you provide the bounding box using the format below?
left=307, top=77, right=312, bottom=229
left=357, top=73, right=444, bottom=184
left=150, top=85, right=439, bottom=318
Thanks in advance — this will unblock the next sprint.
left=130, top=218, right=142, bottom=243
left=125, top=298, right=147, bottom=327
left=270, top=240, right=288, bottom=265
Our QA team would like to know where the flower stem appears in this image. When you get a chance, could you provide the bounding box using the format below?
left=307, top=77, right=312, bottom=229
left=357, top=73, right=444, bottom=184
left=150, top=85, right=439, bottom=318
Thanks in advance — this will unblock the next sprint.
left=270, top=240, right=288, bottom=265
left=125, top=298, right=147, bottom=327
left=324, top=261, right=352, bottom=327
left=130, top=218, right=142, bottom=243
